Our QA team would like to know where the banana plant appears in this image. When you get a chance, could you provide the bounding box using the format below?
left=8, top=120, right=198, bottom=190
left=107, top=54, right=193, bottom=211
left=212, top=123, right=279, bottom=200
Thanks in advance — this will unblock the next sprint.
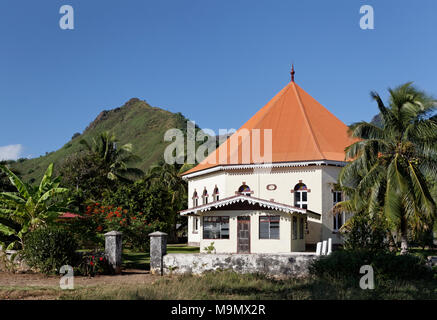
left=0, top=163, right=70, bottom=250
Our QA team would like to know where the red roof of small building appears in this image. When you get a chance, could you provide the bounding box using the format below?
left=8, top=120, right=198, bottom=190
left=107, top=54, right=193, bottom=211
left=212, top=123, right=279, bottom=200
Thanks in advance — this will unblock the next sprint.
left=59, top=212, right=82, bottom=219
left=183, top=79, right=356, bottom=176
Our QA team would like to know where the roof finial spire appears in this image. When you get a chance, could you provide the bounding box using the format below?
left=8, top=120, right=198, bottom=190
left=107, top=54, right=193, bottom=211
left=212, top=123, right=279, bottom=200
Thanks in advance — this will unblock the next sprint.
left=290, top=64, right=295, bottom=82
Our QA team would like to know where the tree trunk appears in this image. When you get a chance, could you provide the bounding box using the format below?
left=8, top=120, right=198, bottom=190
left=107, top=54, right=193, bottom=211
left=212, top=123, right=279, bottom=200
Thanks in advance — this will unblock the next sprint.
left=168, top=225, right=178, bottom=243
left=387, top=231, right=397, bottom=252
left=400, top=217, right=408, bottom=255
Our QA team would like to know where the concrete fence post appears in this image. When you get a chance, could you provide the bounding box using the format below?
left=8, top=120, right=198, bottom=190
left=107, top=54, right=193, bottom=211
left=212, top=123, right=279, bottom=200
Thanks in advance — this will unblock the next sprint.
left=105, top=231, right=123, bottom=274
left=149, top=231, right=167, bottom=276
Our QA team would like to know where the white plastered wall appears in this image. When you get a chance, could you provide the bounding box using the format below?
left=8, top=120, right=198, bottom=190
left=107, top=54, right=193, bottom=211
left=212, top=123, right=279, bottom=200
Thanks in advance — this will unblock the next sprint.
left=187, top=171, right=226, bottom=245
left=186, top=164, right=346, bottom=248
left=321, top=165, right=345, bottom=244
left=223, top=166, right=323, bottom=245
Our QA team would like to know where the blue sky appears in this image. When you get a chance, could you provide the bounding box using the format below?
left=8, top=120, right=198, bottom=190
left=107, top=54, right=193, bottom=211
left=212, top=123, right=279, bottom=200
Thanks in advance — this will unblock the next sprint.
left=1, top=0, right=436, bottom=159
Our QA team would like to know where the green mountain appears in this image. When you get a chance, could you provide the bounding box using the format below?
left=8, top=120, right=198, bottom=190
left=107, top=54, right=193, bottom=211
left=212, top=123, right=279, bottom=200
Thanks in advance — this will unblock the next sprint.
left=12, top=98, right=189, bottom=183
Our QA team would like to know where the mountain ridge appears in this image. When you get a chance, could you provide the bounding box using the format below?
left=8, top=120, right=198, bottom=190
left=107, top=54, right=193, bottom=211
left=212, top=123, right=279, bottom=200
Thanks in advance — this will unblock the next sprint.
left=12, top=98, right=190, bottom=183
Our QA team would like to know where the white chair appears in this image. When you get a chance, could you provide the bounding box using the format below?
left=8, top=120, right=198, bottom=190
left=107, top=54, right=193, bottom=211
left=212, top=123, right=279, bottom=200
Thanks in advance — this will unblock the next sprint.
left=316, top=242, right=322, bottom=255
left=321, top=240, right=327, bottom=255
left=327, top=238, right=332, bottom=255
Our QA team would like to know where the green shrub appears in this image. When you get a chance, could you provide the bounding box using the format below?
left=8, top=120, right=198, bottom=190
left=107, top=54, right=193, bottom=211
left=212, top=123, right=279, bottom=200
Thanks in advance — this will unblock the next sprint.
left=409, top=229, right=435, bottom=249
left=75, top=251, right=112, bottom=276
left=310, top=250, right=434, bottom=281
left=60, top=215, right=105, bottom=250
left=309, top=250, right=373, bottom=279
left=371, top=253, right=432, bottom=280
left=341, top=212, right=389, bottom=253
left=76, top=203, right=168, bottom=252
left=22, top=226, right=79, bottom=274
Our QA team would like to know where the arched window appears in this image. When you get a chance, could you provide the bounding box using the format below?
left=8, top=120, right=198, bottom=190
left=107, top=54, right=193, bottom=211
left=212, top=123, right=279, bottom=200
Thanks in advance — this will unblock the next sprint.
left=213, top=186, right=219, bottom=202
left=192, top=190, right=198, bottom=207
left=202, top=188, right=209, bottom=205
left=238, top=184, right=252, bottom=196
left=193, top=217, right=199, bottom=233
left=333, top=190, right=344, bottom=232
left=294, top=183, right=308, bottom=209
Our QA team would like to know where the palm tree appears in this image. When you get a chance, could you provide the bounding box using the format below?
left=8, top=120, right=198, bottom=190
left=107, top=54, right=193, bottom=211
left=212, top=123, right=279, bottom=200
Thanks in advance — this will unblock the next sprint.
left=144, top=163, right=188, bottom=241
left=0, top=163, right=70, bottom=249
left=332, top=179, right=397, bottom=251
left=79, top=131, right=143, bottom=182
left=339, top=83, right=437, bottom=254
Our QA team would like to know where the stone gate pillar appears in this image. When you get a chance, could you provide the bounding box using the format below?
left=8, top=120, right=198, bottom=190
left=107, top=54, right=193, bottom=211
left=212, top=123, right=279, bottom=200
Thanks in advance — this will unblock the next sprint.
left=149, top=231, right=167, bottom=275
left=105, top=231, right=123, bottom=274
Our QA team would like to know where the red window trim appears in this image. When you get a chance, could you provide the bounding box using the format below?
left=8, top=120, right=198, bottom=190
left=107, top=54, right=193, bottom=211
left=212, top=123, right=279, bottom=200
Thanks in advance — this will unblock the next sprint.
left=259, top=215, right=280, bottom=240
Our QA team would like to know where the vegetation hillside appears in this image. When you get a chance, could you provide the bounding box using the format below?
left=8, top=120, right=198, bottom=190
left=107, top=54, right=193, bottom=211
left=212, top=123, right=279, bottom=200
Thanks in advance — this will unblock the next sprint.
left=11, top=98, right=189, bottom=183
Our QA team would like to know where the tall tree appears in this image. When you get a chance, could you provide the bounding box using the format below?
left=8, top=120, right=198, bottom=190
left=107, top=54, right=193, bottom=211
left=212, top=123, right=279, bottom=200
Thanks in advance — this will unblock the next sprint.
left=79, top=131, right=143, bottom=182
left=56, top=151, right=110, bottom=206
left=144, top=162, right=188, bottom=241
left=339, top=83, right=437, bottom=254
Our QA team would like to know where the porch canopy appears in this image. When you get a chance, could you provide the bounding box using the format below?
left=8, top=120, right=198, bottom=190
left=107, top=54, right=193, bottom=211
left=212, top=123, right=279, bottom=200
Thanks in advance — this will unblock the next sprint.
left=179, top=194, right=321, bottom=220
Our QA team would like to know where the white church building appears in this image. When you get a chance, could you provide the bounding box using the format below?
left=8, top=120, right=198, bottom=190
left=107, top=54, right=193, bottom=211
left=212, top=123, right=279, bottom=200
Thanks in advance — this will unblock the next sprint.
left=180, top=68, right=356, bottom=253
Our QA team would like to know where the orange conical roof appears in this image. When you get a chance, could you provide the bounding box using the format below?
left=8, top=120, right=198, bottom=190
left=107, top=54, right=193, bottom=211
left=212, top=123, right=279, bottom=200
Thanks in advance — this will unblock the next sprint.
left=183, top=80, right=356, bottom=176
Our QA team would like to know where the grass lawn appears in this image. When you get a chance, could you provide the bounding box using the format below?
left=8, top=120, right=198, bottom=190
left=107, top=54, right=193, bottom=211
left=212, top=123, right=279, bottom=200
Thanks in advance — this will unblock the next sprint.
left=60, top=271, right=437, bottom=300
left=122, top=244, right=199, bottom=270
left=409, top=247, right=437, bottom=260
left=1, top=270, right=435, bottom=300
left=1, top=246, right=435, bottom=300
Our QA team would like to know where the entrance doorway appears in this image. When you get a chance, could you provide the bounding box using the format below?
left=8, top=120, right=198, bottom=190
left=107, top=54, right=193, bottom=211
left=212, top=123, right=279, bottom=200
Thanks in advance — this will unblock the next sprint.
left=237, top=216, right=250, bottom=253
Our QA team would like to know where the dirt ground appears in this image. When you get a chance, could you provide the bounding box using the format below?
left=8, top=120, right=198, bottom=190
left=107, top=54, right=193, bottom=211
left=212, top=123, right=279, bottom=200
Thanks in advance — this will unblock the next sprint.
left=0, top=269, right=157, bottom=300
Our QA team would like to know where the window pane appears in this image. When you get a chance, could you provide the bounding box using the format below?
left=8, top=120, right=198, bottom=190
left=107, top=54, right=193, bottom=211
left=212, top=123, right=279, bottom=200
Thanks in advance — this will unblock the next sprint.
left=333, top=191, right=342, bottom=204
left=295, top=192, right=301, bottom=201
left=338, top=213, right=344, bottom=229
left=302, top=192, right=307, bottom=201
left=193, top=217, right=198, bottom=231
left=203, top=217, right=220, bottom=239
left=270, top=220, right=280, bottom=239
left=221, top=227, right=229, bottom=239
left=302, top=204, right=307, bottom=209
left=259, top=219, right=270, bottom=239
left=220, top=217, right=229, bottom=239
left=299, top=218, right=304, bottom=239
left=203, top=223, right=219, bottom=239
left=293, top=217, right=298, bottom=239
